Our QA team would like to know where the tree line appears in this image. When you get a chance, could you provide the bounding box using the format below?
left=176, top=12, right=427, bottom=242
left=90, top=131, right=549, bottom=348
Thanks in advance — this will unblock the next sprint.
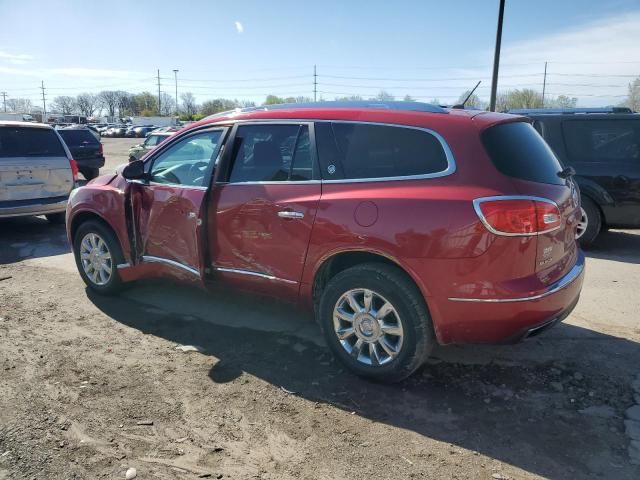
left=3, top=76, right=639, bottom=119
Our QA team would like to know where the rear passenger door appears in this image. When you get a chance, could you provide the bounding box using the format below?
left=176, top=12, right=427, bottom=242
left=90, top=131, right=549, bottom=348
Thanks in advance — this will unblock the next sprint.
left=563, top=119, right=640, bottom=225
left=209, top=122, right=320, bottom=297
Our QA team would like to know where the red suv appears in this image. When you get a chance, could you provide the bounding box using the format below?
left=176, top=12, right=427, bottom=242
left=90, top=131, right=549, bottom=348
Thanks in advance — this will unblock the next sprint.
left=67, top=102, right=585, bottom=382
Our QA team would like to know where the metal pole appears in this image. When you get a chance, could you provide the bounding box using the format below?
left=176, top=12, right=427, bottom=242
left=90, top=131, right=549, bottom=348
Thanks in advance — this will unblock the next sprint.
left=157, top=69, right=161, bottom=115
left=542, top=61, right=547, bottom=107
left=313, top=65, right=317, bottom=102
left=173, top=69, right=179, bottom=115
left=489, top=0, right=505, bottom=112
left=1, top=91, right=6, bottom=112
left=41, top=81, right=47, bottom=119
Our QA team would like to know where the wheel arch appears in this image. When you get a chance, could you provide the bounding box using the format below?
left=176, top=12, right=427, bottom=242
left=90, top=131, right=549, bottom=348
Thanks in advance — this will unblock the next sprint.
left=70, top=210, right=128, bottom=261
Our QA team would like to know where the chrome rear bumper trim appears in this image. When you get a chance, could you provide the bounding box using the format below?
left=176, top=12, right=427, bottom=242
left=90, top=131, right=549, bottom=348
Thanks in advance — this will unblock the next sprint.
left=448, top=252, right=585, bottom=303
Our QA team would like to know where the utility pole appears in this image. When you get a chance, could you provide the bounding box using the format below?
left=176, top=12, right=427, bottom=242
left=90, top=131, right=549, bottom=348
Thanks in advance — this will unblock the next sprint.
left=542, top=61, right=548, bottom=107
left=157, top=69, right=161, bottom=115
left=1, top=91, right=6, bottom=112
left=313, top=64, right=317, bottom=102
left=489, top=0, right=505, bottom=112
left=40, top=81, right=47, bottom=119
left=173, top=69, right=179, bottom=115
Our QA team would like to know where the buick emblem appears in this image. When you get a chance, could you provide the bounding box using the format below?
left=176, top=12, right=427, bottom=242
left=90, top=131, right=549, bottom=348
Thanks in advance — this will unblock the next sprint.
left=327, top=164, right=336, bottom=175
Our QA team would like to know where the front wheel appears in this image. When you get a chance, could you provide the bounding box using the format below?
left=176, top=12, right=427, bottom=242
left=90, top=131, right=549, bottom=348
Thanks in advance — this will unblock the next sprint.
left=73, top=220, right=125, bottom=294
left=318, top=263, right=434, bottom=382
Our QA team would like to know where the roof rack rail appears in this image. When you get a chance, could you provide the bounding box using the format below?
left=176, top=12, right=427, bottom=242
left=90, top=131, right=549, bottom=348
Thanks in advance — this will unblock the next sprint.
left=205, top=101, right=448, bottom=120
left=508, top=107, right=634, bottom=115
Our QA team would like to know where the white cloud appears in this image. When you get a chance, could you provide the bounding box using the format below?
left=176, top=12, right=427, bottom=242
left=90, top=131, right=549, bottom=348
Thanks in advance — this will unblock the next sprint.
left=457, top=12, right=640, bottom=106
left=234, top=21, right=244, bottom=34
left=0, top=50, right=33, bottom=65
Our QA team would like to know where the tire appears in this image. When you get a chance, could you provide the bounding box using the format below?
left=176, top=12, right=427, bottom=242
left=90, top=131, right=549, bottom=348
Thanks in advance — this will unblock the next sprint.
left=318, top=263, right=434, bottom=382
left=577, top=196, right=601, bottom=248
left=73, top=220, right=125, bottom=295
left=45, top=212, right=66, bottom=224
left=82, top=168, right=100, bottom=181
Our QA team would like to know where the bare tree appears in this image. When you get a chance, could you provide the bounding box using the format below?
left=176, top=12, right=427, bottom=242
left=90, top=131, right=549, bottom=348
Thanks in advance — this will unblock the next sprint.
left=159, top=92, right=175, bottom=116
left=76, top=93, right=99, bottom=117
left=52, top=96, right=77, bottom=115
left=98, top=91, right=119, bottom=117
left=115, top=91, right=132, bottom=117
left=372, top=90, right=394, bottom=101
left=180, top=92, right=198, bottom=117
left=456, top=90, right=486, bottom=109
left=6, top=98, right=33, bottom=113
left=624, top=76, right=640, bottom=112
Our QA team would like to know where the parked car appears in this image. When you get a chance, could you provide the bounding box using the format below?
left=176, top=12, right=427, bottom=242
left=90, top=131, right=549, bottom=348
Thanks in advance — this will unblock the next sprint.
left=57, top=127, right=105, bottom=180
left=134, top=126, right=157, bottom=137
left=513, top=107, right=640, bottom=246
left=128, top=131, right=175, bottom=161
left=66, top=101, right=584, bottom=382
left=1, top=121, right=77, bottom=223
left=111, top=125, right=127, bottom=138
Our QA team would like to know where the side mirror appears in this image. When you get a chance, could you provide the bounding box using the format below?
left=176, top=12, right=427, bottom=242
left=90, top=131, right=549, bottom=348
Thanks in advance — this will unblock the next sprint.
left=122, top=160, right=146, bottom=180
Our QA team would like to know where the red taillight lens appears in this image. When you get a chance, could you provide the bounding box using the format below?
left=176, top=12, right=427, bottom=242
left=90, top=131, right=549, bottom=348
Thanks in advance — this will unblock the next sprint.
left=475, top=197, right=561, bottom=236
left=69, top=158, right=79, bottom=182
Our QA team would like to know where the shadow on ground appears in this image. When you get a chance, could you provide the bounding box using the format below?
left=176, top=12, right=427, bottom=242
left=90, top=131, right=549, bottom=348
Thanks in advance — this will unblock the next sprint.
left=0, top=217, right=69, bottom=264
left=585, top=229, right=640, bottom=264
left=88, top=284, right=639, bottom=480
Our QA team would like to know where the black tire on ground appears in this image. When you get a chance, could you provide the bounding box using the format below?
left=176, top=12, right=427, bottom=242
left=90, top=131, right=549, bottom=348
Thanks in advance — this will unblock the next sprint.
left=73, top=220, right=125, bottom=295
left=82, top=168, right=100, bottom=181
left=45, top=212, right=66, bottom=224
left=578, top=195, right=602, bottom=248
left=318, top=262, right=434, bottom=383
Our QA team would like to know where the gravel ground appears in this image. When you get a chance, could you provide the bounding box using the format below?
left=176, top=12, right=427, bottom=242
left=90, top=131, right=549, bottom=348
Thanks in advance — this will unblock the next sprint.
left=0, top=138, right=639, bottom=479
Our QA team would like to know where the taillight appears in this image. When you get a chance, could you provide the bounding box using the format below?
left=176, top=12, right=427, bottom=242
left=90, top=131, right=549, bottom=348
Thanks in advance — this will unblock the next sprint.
left=69, top=158, right=79, bottom=183
left=474, top=196, right=561, bottom=236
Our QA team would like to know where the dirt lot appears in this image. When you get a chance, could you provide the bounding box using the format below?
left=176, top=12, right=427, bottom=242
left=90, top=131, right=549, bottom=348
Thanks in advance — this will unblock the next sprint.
left=0, top=139, right=639, bottom=479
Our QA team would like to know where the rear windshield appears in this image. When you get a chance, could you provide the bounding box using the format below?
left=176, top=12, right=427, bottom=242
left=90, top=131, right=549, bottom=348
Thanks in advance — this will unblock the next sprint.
left=482, top=121, right=564, bottom=185
left=58, top=129, right=99, bottom=145
left=0, top=126, right=66, bottom=158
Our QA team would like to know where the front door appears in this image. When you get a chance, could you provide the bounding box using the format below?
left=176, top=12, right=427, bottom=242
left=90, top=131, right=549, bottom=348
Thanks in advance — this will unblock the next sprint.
left=130, top=127, right=227, bottom=278
left=208, top=122, right=320, bottom=297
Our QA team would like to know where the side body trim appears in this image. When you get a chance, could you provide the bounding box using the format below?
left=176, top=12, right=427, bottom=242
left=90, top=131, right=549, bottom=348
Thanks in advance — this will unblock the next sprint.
left=141, top=255, right=200, bottom=276
left=214, top=266, right=297, bottom=285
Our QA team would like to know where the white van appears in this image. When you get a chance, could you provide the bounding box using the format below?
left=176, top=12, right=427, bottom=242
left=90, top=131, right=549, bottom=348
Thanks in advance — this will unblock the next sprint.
left=0, top=121, right=77, bottom=223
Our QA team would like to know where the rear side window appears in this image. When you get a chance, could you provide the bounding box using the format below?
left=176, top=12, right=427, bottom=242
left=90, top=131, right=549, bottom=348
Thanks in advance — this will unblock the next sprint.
left=563, top=120, right=640, bottom=164
left=58, top=129, right=99, bottom=145
left=315, top=122, right=449, bottom=180
left=483, top=121, right=564, bottom=185
left=0, top=127, right=66, bottom=158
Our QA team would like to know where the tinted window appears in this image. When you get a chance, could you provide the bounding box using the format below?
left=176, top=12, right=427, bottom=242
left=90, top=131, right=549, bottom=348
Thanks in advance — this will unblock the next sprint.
left=0, top=127, right=66, bottom=158
left=315, top=122, right=448, bottom=180
left=229, top=124, right=314, bottom=182
left=563, top=120, right=640, bottom=163
left=149, top=130, right=223, bottom=187
left=483, top=121, right=564, bottom=185
left=58, top=129, right=99, bottom=145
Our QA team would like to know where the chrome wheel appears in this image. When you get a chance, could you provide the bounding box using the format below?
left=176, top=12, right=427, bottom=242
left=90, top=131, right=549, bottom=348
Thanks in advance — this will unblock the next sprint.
left=576, top=207, right=588, bottom=239
left=332, top=288, right=404, bottom=366
left=80, top=232, right=113, bottom=286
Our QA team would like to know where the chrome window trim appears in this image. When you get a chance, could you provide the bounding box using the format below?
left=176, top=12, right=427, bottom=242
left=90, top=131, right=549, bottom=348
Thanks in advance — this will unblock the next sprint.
left=473, top=195, right=562, bottom=237
left=448, top=255, right=584, bottom=303
left=313, top=120, right=457, bottom=184
left=214, top=266, right=297, bottom=285
left=142, top=255, right=200, bottom=276
left=206, top=118, right=456, bottom=185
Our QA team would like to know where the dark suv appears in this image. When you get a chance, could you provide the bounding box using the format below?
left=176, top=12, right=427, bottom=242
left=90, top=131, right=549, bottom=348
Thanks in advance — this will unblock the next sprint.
left=512, top=108, right=640, bottom=246
left=57, top=127, right=105, bottom=180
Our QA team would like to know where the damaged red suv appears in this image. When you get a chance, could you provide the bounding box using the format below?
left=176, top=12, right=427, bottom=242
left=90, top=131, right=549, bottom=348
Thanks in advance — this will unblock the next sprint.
left=67, top=102, right=585, bottom=382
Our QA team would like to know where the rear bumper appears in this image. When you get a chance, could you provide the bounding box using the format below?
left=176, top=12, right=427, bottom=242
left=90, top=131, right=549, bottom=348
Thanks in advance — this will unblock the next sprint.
left=0, top=195, right=68, bottom=218
left=432, top=250, right=585, bottom=344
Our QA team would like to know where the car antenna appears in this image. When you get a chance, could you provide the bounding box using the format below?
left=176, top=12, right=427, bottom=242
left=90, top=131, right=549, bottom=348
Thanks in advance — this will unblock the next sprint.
left=452, top=81, right=481, bottom=109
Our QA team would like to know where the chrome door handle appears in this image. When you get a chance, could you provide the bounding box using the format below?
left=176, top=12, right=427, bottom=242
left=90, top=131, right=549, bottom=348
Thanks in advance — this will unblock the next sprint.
left=278, top=210, right=304, bottom=219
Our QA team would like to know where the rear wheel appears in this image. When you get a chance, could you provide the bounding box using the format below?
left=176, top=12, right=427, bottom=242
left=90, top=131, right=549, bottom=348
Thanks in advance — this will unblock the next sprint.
left=577, top=196, right=601, bottom=248
left=73, top=220, right=125, bottom=294
left=82, top=168, right=100, bottom=180
left=45, top=212, right=66, bottom=224
left=318, top=263, right=433, bottom=382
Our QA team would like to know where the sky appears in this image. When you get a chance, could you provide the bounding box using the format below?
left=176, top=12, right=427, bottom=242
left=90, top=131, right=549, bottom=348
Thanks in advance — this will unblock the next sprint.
left=0, top=0, right=639, bottom=109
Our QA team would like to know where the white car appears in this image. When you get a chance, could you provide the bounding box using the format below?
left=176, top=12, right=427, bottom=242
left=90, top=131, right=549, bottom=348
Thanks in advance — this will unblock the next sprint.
left=0, top=121, right=78, bottom=223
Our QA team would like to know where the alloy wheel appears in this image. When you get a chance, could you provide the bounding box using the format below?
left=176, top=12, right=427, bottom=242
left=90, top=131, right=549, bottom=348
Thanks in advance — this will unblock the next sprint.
left=576, top=207, right=588, bottom=239
left=332, top=288, right=404, bottom=366
left=80, top=232, right=113, bottom=286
